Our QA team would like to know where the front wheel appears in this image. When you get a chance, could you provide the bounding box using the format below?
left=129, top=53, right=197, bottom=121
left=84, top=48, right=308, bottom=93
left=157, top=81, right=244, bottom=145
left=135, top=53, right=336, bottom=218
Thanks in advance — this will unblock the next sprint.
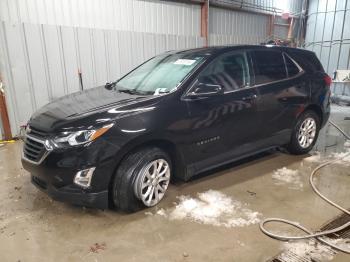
left=286, top=110, right=320, bottom=155
left=112, top=147, right=171, bottom=212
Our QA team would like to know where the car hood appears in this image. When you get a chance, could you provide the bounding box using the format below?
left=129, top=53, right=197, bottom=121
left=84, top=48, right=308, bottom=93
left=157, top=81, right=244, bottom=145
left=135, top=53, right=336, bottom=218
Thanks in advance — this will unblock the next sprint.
left=29, top=86, right=161, bottom=132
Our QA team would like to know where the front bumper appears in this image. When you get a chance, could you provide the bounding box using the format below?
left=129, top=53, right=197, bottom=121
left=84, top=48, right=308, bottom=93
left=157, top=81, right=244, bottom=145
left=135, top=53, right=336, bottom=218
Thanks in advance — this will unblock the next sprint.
left=21, top=138, right=119, bottom=209
left=31, top=175, right=108, bottom=209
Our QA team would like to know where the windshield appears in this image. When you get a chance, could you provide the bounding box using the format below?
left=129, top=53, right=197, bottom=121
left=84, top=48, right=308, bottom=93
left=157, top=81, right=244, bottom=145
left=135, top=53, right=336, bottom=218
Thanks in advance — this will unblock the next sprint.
left=116, top=53, right=205, bottom=95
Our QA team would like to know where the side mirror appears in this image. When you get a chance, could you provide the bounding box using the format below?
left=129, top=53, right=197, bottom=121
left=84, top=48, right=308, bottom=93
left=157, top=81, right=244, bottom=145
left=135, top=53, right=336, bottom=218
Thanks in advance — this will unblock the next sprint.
left=187, top=83, right=224, bottom=98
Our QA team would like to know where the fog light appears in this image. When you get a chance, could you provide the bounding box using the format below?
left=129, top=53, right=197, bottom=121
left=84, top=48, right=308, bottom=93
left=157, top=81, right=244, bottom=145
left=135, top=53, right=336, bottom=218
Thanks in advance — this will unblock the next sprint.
left=74, top=167, right=96, bottom=188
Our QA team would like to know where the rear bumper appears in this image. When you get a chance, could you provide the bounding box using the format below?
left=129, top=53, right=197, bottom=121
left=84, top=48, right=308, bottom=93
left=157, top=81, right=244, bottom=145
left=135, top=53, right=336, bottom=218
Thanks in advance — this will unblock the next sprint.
left=31, top=175, right=109, bottom=209
left=321, top=110, right=330, bottom=128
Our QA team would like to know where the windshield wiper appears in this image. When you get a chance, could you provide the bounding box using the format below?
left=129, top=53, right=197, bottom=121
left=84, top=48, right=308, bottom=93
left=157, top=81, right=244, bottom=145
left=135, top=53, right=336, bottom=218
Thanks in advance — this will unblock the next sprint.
left=117, top=89, right=147, bottom=95
left=117, top=89, right=136, bottom=94
left=158, top=90, right=170, bottom=94
left=117, top=89, right=163, bottom=96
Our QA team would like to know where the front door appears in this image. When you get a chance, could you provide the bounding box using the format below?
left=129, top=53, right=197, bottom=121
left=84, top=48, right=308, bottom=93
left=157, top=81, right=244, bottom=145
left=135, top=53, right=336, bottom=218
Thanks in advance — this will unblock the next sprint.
left=183, top=50, right=260, bottom=173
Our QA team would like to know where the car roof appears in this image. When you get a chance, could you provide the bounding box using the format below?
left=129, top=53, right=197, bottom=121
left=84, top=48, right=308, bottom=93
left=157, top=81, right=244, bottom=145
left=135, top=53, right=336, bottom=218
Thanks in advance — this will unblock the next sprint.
left=166, top=45, right=315, bottom=58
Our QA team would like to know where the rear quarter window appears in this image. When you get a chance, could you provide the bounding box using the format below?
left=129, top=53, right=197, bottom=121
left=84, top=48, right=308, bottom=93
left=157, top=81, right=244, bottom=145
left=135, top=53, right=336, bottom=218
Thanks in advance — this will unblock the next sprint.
left=252, top=50, right=287, bottom=85
left=286, top=50, right=324, bottom=73
left=283, top=53, right=301, bottom=77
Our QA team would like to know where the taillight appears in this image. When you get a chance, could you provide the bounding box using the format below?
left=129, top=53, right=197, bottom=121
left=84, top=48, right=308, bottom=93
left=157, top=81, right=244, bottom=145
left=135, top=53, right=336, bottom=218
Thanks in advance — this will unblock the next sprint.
left=324, top=75, right=332, bottom=86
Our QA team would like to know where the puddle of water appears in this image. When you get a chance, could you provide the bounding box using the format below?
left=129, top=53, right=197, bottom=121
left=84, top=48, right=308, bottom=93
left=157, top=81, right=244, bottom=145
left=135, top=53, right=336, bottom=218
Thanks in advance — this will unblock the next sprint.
left=272, top=167, right=303, bottom=190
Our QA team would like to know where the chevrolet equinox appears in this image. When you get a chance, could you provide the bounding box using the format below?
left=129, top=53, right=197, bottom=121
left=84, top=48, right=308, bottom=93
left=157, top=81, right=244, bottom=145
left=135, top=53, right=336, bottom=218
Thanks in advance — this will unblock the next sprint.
left=22, top=45, right=331, bottom=211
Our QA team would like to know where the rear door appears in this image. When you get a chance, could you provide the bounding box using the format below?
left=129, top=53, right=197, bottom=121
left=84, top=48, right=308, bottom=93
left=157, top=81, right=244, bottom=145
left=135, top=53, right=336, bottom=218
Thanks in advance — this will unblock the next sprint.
left=250, top=49, right=309, bottom=146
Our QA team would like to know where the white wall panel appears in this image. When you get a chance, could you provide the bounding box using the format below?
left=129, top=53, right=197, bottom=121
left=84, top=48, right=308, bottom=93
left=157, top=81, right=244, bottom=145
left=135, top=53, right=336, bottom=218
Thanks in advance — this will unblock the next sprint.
left=0, top=21, right=205, bottom=136
left=77, top=28, right=95, bottom=90
left=212, top=0, right=303, bottom=16
left=305, top=0, right=350, bottom=96
left=60, top=26, right=80, bottom=94
left=23, top=24, right=50, bottom=108
left=209, top=7, right=269, bottom=45
left=105, top=29, right=122, bottom=81
left=0, top=0, right=201, bottom=36
left=44, top=25, right=67, bottom=99
left=2, top=23, right=35, bottom=129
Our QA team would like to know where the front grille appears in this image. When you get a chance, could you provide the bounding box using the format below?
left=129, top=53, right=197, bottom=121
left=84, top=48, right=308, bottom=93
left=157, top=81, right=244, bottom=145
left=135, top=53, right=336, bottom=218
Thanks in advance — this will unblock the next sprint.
left=28, top=126, right=47, bottom=139
left=23, top=136, right=46, bottom=163
left=22, top=126, right=50, bottom=164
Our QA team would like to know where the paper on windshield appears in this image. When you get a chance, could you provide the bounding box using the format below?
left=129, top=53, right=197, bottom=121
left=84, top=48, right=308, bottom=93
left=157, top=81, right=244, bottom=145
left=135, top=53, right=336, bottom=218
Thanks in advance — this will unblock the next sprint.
left=173, top=59, right=196, bottom=66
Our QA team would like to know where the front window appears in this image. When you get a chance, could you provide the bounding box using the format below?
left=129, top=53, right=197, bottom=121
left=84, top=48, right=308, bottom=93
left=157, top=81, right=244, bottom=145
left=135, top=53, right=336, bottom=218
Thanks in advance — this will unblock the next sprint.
left=116, top=53, right=205, bottom=95
left=197, top=51, right=250, bottom=92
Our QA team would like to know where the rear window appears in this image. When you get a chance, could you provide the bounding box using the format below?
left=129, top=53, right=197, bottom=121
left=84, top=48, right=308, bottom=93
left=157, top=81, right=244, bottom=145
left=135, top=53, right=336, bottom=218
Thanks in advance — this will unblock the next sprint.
left=284, top=53, right=300, bottom=77
left=287, top=50, right=324, bottom=73
left=252, top=50, right=287, bottom=85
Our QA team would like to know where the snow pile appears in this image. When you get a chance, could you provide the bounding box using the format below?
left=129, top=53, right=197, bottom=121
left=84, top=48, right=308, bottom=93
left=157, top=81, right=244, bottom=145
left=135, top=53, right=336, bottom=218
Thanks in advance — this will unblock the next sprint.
left=303, top=152, right=322, bottom=163
left=156, top=208, right=166, bottom=217
left=330, top=140, right=350, bottom=164
left=304, top=140, right=350, bottom=165
left=325, top=238, right=350, bottom=251
left=272, top=167, right=303, bottom=190
left=168, top=190, right=261, bottom=228
left=330, top=149, right=350, bottom=165
left=279, top=240, right=336, bottom=261
left=344, top=140, right=350, bottom=148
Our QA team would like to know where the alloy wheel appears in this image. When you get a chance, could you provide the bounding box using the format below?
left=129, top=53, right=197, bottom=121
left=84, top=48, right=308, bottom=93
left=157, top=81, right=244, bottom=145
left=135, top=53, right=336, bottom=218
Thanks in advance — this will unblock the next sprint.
left=297, top=117, right=317, bottom=148
left=134, top=159, right=171, bottom=207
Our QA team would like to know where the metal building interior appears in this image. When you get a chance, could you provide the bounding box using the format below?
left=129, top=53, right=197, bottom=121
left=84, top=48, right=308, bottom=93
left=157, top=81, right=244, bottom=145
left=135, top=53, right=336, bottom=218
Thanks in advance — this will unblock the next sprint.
left=0, top=0, right=349, bottom=261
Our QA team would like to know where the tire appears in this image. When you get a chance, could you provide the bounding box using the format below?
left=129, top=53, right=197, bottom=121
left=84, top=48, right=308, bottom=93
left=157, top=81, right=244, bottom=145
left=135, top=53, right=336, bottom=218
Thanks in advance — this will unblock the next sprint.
left=286, top=110, right=320, bottom=155
left=112, top=147, right=172, bottom=212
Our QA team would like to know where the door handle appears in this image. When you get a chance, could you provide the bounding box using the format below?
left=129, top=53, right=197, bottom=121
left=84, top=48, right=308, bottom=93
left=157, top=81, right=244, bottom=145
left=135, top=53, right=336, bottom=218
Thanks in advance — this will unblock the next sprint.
left=242, top=94, right=257, bottom=101
left=279, top=97, right=288, bottom=103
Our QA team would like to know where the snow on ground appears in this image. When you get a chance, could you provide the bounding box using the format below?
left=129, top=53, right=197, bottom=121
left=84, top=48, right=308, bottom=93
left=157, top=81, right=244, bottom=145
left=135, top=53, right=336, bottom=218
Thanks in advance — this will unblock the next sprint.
left=279, top=239, right=336, bottom=261
left=330, top=149, right=350, bottom=164
left=272, top=167, right=303, bottom=190
left=304, top=151, right=322, bottom=163
left=156, top=208, right=167, bottom=217
left=304, top=140, right=350, bottom=165
left=344, top=140, right=350, bottom=148
left=279, top=238, right=350, bottom=261
left=325, top=238, right=350, bottom=251
left=147, top=190, right=261, bottom=228
left=330, top=105, right=350, bottom=113
left=169, top=190, right=261, bottom=227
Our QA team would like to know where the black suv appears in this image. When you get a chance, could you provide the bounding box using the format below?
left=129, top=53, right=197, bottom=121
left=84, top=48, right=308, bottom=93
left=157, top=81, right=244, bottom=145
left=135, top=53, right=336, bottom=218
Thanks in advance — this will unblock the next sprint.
left=22, top=45, right=331, bottom=211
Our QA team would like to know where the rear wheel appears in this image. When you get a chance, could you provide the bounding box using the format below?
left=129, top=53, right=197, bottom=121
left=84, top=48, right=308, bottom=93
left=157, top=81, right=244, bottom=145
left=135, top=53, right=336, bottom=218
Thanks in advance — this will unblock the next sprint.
left=112, top=147, right=171, bottom=212
left=286, top=110, right=320, bottom=155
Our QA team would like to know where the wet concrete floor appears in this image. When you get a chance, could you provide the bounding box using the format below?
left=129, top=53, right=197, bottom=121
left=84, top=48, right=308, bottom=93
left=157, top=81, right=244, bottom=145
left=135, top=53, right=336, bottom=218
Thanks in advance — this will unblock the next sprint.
left=0, top=105, right=349, bottom=262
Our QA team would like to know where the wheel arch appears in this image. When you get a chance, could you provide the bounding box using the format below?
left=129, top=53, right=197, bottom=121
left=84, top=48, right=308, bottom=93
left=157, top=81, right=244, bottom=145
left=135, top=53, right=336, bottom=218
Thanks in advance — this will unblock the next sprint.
left=107, top=137, right=187, bottom=207
left=303, top=104, right=323, bottom=125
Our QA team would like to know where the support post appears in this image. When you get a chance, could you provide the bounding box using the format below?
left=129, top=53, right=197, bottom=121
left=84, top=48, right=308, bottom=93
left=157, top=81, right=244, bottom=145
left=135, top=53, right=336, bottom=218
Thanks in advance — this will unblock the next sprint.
left=268, top=14, right=275, bottom=41
left=0, top=75, right=12, bottom=140
left=287, top=17, right=294, bottom=41
left=201, top=1, right=209, bottom=47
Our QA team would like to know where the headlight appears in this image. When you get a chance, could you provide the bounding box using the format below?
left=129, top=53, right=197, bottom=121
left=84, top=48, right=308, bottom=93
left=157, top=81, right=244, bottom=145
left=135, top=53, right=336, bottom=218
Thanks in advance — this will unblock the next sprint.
left=53, top=123, right=114, bottom=147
